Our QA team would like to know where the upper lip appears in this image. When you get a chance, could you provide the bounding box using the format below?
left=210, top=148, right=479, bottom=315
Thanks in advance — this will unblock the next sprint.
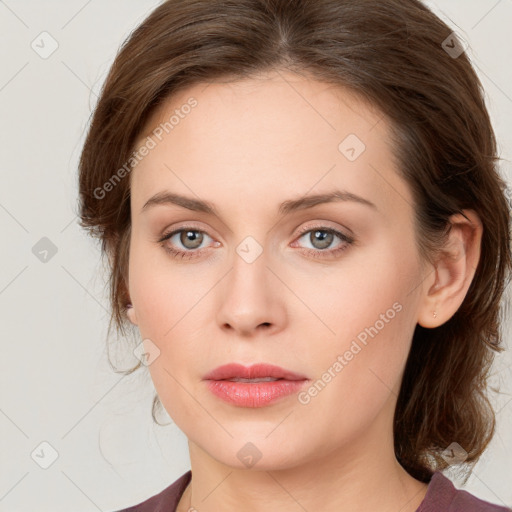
left=203, top=363, right=308, bottom=381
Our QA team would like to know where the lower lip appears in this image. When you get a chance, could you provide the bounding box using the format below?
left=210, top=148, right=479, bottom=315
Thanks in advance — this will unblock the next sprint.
left=205, top=379, right=308, bottom=407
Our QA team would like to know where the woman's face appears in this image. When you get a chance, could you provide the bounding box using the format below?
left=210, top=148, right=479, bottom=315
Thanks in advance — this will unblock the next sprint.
left=127, top=70, right=429, bottom=470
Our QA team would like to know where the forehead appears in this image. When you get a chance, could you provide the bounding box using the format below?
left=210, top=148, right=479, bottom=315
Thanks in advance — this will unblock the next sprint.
left=135, top=70, right=383, bottom=147
left=130, top=70, right=412, bottom=220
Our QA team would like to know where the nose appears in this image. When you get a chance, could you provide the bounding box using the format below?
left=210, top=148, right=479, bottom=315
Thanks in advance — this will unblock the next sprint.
left=216, top=246, right=286, bottom=338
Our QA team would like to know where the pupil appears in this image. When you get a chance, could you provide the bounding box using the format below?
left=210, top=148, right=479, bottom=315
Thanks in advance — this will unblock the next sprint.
left=312, top=230, right=332, bottom=249
left=182, top=230, right=202, bottom=249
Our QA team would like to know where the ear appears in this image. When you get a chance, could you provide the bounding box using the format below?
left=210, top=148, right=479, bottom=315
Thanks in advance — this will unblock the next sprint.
left=126, top=304, right=138, bottom=325
left=417, top=209, right=483, bottom=328
left=123, top=280, right=138, bottom=326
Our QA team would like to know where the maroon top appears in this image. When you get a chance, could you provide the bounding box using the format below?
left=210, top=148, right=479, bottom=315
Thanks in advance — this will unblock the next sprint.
left=115, top=470, right=510, bottom=511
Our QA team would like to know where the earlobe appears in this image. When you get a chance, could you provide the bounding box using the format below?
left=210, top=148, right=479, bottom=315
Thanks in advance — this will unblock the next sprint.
left=126, top=303, right=138, bottom=325
left=417, top=210, right=483, bottom=329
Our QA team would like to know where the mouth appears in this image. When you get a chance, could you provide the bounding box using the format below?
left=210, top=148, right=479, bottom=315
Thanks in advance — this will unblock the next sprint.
left=224, top=377, right=282, bottom=382
left=203, top=363, right=309, bottom=408
left=202, top=362, right=308, bottom=382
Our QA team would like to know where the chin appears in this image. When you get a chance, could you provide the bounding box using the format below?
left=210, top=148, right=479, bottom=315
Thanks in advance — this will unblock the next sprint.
left=195, top=433, right=310, bottom=471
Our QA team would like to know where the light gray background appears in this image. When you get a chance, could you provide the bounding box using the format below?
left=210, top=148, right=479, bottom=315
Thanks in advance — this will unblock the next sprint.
left=1, top=1, right=511, bottom=510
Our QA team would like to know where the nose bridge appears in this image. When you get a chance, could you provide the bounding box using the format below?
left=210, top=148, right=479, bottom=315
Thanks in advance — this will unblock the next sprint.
left=229, top=239, right=272, bottom=308
left=216, top=238, right=283, bottom=334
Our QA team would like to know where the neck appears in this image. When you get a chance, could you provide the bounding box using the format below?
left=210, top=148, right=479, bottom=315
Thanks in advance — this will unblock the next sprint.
left=177, top=414, right=428, bottom=512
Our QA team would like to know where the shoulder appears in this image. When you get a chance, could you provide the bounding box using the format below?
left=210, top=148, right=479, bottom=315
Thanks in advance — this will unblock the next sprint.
left=417, top=471, right=510, bottom=512
left=113, top=470, right=191, bottom=512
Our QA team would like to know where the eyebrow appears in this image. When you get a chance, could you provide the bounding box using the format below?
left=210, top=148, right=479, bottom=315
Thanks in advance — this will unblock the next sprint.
left=140, top=189, right=377, bottom=216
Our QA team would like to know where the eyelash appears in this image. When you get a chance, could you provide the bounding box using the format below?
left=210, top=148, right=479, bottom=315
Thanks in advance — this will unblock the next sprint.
left=157, top=224, right=355, bottom=261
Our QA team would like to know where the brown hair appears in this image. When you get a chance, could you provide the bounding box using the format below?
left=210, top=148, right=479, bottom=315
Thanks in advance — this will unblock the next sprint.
left=77, top=0, right=512, bottom=483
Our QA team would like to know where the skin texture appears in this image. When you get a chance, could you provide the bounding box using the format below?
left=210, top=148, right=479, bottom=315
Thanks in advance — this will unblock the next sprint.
left=125, top=69, right=482, bottom=512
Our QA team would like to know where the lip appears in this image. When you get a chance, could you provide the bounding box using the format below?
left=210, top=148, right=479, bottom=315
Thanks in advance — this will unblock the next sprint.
left=203, top=363, right=309, bottom=408
left=203, top=363, right=308, bottom=381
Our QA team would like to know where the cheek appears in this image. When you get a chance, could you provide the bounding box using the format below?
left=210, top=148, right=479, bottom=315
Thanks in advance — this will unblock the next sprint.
left=128, top=241, right=211, bottom=338
left=294, top=303, right=415, bottom=447
left=312, top=241, right=417, bottom=343
left=304, top=249, right=419, bottom=407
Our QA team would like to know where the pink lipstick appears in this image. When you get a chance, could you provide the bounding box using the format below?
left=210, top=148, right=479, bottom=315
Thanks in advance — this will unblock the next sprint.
left=203, top=363, right=309, bottom=408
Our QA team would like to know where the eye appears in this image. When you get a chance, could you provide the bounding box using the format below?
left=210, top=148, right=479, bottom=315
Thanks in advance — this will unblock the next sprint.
left=292, top=225, right=354, bottom=258
left=157, top=226, right=218, bottom=260
left=172, top=229, right=208, bottom=250
left=157, top=224, right=354, bottom=261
